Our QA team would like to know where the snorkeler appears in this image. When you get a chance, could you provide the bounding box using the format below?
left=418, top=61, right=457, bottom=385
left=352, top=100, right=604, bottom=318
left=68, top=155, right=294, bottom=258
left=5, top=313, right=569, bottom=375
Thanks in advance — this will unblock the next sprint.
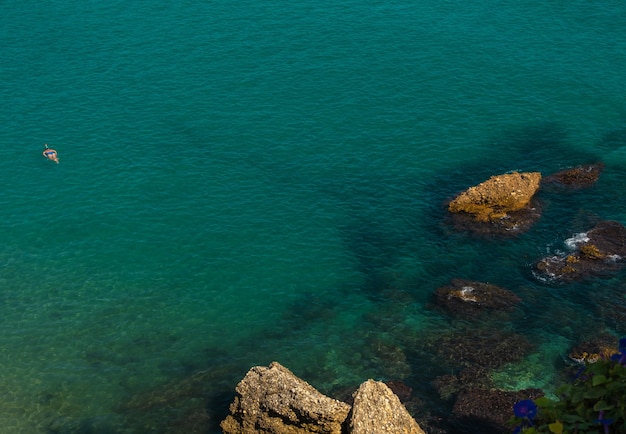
left=43, top=144, right=59, bottom=163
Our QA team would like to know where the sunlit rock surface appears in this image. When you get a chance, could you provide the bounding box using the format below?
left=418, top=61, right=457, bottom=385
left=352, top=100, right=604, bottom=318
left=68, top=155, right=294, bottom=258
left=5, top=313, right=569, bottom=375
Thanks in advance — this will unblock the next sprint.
left=448, top=171, right=542, bottom=235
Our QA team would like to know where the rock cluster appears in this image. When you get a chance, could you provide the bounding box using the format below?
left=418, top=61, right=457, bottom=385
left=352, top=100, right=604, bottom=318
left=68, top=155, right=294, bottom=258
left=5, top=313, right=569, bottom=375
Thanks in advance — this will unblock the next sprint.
left=534, top=220, right=626, bottom=282
left=219, top=162, right=617, bottom=434
left=221, top=362, right=426, bottom=434
left=446, top=164, right=607, bottom=237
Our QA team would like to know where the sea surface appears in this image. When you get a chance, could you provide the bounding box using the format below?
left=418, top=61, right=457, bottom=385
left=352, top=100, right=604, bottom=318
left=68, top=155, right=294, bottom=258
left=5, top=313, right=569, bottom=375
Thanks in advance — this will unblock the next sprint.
left=2, top=1, right=626, bottom=432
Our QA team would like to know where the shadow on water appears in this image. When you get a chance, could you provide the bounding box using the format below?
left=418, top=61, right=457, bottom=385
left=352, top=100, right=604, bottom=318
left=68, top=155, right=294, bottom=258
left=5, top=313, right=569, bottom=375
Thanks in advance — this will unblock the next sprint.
left=596, top=125, right=626, bottom=152
left=112, top=121, right=626, bottom=434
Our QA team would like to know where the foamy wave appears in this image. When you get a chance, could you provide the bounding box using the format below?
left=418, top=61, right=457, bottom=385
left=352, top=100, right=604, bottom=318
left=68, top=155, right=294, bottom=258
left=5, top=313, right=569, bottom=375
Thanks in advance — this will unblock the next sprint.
left=531, top=268, right=559, bottom=284
left=564, top=232, right=589, bottom=250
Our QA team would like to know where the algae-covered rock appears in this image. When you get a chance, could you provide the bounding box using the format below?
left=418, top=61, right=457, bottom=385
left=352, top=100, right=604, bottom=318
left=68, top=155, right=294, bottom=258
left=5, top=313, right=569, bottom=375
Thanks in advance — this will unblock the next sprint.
left=433, top=279, right=521, bottom=318
left=542, top=162, right=604, bottom=189
left=451, top=388, right=543, bottom=434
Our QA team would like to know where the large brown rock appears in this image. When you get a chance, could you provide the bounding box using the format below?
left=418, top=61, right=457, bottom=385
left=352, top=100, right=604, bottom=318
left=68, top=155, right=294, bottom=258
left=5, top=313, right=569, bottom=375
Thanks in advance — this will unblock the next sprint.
left=448, top=172, right=542, bottom=222
left=220, top=362, right=350, bottom=434
left=348, top=380, right=426, bottom=434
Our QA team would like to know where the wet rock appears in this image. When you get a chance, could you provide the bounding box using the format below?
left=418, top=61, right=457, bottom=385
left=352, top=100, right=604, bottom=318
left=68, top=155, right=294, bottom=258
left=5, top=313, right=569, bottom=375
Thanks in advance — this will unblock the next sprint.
left=534, top=220, right=626, bottom=282
left=448, top=172, right=542, bottom=235
left=349, top=379, right=426, bottom=434
left=433, top=279, right=521, bottom=318
left=220, top=362, right=350, bottom=434
left=450, top=388, right=543, bottom=434
left=542, top=162, right=604, bottom=189
left=567, top=334, right=619, bottom=364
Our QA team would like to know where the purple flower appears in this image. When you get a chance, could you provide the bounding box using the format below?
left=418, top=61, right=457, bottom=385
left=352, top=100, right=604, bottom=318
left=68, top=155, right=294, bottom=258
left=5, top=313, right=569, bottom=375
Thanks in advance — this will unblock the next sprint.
left=609, top=336, right=626, bottom=366
left=611, top=352, right=626, bottom=365
left=573, top=365, right=586, bottom=379
left=593, top=410, right=613, bottom=434
left=513, top=399, right=538, bottom=420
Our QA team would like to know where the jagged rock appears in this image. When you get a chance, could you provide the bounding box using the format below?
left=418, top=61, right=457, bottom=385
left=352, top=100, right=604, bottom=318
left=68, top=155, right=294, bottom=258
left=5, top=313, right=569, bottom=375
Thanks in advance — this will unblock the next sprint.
left=349, top=379, right=426, bottom=434
left=447, top=172, right=542, bottom=235
left=534, top=220, right=626, bottom=282
left=220, top=362, right=350, bottom=434
left=433, top=279, right=521, bottom=318
left=542, top=162, right=604, bottom=189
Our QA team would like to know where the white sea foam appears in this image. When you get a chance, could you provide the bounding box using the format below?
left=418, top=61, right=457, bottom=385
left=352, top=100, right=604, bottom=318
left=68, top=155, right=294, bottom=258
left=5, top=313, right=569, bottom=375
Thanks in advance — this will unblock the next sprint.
left=564, top=232, right=589, bottom=250
left=607, top=254, right=622, bottom=262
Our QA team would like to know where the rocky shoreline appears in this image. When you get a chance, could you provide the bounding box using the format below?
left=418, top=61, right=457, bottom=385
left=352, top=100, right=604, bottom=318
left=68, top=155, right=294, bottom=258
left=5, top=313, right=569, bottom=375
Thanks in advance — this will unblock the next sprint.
left=216, top=162, right=626, bottom=434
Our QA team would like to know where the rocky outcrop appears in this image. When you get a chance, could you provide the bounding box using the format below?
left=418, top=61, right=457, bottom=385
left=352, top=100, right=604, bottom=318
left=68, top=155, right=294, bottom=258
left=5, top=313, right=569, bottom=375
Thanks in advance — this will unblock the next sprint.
left=542, top=162, right=604, bottom=189
left=220, top=362, right=426, bottom=434
left=534, top=220, right=626, bottom=282
left=433, top=279, right=521, bottom=318
left=220, top=362, right=350, bottom=434
left=348, top=380, right=425, bottom=434
left=448, top=172, right=541, bottom=222
left=447, top=172, right=542, bottom=235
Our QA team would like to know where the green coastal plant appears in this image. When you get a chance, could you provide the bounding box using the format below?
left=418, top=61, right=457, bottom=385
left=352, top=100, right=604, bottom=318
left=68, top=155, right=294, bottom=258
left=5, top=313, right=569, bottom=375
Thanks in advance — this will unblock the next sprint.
left=511, top=337, right=626, bottom=434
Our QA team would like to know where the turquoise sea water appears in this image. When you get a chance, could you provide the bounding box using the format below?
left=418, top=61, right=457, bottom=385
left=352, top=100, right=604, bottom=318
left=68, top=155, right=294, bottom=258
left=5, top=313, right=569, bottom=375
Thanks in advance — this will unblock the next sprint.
left=2, top=1, right=626, bottom=432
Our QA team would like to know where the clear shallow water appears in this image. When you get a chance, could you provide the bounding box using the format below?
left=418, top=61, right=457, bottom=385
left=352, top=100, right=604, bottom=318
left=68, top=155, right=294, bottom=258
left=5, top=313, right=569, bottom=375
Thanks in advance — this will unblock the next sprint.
left=2, top=1, right=626, bottom=432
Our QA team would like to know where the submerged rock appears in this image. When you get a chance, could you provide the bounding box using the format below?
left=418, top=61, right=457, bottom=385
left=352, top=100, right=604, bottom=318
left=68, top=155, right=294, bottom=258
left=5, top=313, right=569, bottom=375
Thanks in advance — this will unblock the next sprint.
left=433, top=279, right=521, bottom=318
left=447, top=171, right=542, bottom=235
left=542, top=162, right=604, bottom=189
left=425, top=328, right=533, bottom=371
left=349, top=380, right=426, bottom=434
left=451, top=388, right=543, bottom=434
left=220, top=362, right=350, bottom=434
left=534, top=220, right=626, bottom=282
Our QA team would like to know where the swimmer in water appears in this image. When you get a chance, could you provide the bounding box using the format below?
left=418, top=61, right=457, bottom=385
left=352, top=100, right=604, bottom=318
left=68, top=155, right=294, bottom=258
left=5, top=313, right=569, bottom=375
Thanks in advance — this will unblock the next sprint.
left=43, top=144, right=59, bottom=163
